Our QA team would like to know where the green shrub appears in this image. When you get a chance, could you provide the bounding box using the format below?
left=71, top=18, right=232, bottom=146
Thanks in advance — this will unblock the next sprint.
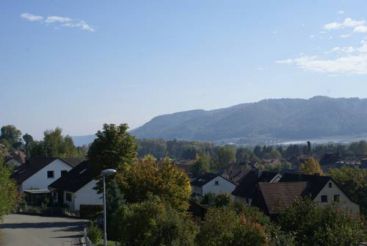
left=88, top=222, right=102, bottom=244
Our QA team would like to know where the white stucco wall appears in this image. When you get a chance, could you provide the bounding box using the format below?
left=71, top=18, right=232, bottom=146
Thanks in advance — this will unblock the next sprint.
left=202, top=176, right=236, bottom=196
left=313, top=180, right=360, bottom=215
left=64, top=180, right=102, bottom=212
left=21, top=159, right=72, bottom=191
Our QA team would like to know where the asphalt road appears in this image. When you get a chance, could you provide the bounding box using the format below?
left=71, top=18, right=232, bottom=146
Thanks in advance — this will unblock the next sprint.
left=0, top=214, right=87, bottom=246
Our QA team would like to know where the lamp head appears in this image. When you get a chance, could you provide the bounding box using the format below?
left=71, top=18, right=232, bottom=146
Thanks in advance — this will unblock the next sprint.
left=101, top=169, right=117, bottom=177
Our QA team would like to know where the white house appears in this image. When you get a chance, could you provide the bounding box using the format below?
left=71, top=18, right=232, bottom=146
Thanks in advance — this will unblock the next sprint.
left=232, top=170, right=360, bottom=216
left=12, top=157, right=82, bottom=206
left=49, top=160, right=103, bottom=212
left=12, top=157, right=81, bottom=192
left=191, top=173, right=236, bottom=196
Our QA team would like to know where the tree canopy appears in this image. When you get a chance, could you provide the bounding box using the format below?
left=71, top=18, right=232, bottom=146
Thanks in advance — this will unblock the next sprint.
left=88, top=123, right=137, bottom=173
left=113, top=197, right=198, bottom=246
left=29, top=128, right=84, bottom=158
left=278, top=199, right=366, bottom=246
left=0, top=154, right=18, bottom=218
left=116, top=156, right=191, bottom=211
left=0, top=125, right=22, bottom=148
left=300, top=157, right=323, bottom=175
left=196, top=206, right=267, bottom=246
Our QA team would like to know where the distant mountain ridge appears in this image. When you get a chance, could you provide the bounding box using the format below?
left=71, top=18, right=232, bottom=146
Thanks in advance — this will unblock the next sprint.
left=131, top=96, right=367, bottom=144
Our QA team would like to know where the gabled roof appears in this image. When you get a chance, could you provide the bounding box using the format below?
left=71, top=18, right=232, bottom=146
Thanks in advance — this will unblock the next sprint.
left=254, top=182, right=307, bottom=215
left=191, top=173, right=219, bottom=187
left=231, top=170, right=278, bottom=198
left=49, top=160, right=98, bottom=193
left=278, top=173, right=331, bottom=199
left=191, top=172, right=234, bottom=187
left=12, top=157, right=82, bottom=184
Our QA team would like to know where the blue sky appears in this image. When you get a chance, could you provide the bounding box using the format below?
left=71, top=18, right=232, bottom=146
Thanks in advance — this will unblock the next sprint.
left=1, top=0, right=367, bottom=139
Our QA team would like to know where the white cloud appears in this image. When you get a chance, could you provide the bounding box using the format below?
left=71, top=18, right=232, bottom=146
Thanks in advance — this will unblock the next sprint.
left=20, top=13, right=94, bottom=32
left=277, top=17, right=367, bottom=75
left=324, top=18, right=365, bottom=30
left=45, top=16, right=72, bottom=23
left=277, top=54, right=367, bottom=74
left=277, top=41, right=367, bottom=74
left=20, top=13, right=43, bottom=22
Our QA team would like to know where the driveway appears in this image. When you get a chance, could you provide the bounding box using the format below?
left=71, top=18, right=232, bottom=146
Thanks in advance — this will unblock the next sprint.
left=0, top=214, right=87, bottom=246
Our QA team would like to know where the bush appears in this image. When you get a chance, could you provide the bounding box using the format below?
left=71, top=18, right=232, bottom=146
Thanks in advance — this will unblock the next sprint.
left=88, top=222, right=102, bottom=244
left=278, top=198, right=367, bottom=246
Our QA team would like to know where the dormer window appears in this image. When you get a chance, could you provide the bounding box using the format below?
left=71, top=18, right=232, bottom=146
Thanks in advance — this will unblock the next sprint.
left=215, top=180, right=219, bottom=186
left=47, top=171, right=54, bottom=179
left=328, top=182, right=332, bottom=188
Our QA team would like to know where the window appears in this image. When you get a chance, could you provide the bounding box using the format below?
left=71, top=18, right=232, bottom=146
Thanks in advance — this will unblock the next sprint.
left=328, top=182, right=332, bottom=188
left=321, top=195, right=328, bottom=203
left=215, top=180, right=219, bottom=186
left=61, top=170, right=68, bottom=177
left=334, top=194, right=340, bottom=202
left=47, top=171, right=54, bottom=178
left=66, top=193, right=72, bottom=202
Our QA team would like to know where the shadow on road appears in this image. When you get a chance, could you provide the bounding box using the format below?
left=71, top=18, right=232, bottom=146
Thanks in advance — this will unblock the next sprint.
left=0, top=221, right=85, bottom=230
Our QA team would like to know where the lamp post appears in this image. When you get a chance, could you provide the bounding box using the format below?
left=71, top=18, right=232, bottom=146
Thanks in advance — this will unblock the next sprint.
left=101, top=168, right=117, bottom=246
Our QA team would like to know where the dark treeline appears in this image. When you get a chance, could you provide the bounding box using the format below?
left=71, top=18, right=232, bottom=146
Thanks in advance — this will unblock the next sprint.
left=138, top=138, right=367, bottom=162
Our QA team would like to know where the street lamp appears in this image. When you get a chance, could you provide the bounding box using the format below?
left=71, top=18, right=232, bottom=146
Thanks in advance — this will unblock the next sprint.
left=101, top=168, right=117, bottom=246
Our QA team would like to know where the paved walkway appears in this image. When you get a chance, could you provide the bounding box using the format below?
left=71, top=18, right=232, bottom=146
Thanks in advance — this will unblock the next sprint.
left=0, top=214, right=87, bottom=246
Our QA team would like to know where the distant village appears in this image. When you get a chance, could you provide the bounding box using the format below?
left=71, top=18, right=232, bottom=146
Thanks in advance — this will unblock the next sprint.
left=1, top=124, right=367, bottom=245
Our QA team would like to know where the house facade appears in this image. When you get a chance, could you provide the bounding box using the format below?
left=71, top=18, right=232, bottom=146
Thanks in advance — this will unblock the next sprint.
left=232, top=170, right=360, bottom=216
left=49, top=160, right=102, bottom=212
left=12, top=157, right=80, bottom=192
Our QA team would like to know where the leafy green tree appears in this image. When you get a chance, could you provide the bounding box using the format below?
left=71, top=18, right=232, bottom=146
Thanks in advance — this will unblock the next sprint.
left=113, top=197, right=198, bottom=246
left=329, top=167, right=367, bottom=216
left=29, top=128, right=84, bottom=158
left=106, top=179, right=125, bottom=241
left=299, top=157, right=323, bottom=175
left=88, top=123, right=137, bottom=173
left=0, top=154, right=18, bottom=218
left=196, top=207, right=267, bottom=246
left=0, top=125, right=22, bottom=148
left=117, top=156, right=191, bottom=211
left=349, top=140, right=367, bottom=157
left=213, top=145, right=236, bottom=169
left=278, top=199, right=367, bottom=246
left=190, top=153, right=210, bottom=176
left=236, top=147, right=257, bottom=165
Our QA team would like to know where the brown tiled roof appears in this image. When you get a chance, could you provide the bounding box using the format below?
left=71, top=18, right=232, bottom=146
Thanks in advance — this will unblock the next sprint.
left=254, top=182, right=307, bottom=215
left=231, top=170, right=278, bottom=198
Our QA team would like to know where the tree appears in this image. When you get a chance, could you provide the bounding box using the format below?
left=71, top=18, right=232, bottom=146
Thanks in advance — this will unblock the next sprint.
left=116, top=156, right=191, bottom=211
left=329, top=167, right=367, bottom=216
left=29, top=128, right=84, bottom=158
left=213, top=146, right=236, bottom=170
left=299, top=157, right=323, bottom=175
left=22, top=133, right=34, bottom=156
left=0, top=154, right=18, bottom=218
left=88, top=124, right=137, bottom=173
left=196, top=207, right=267, bottom=246
left=190, top=153, right=210, bottom=176
left=278, top=199, right=367, bottom=246
left=0, top=125, right=22, bottom=148
left=113, top=197, right=198, bottom=246
left=236, top=147, right=256, bottom=165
